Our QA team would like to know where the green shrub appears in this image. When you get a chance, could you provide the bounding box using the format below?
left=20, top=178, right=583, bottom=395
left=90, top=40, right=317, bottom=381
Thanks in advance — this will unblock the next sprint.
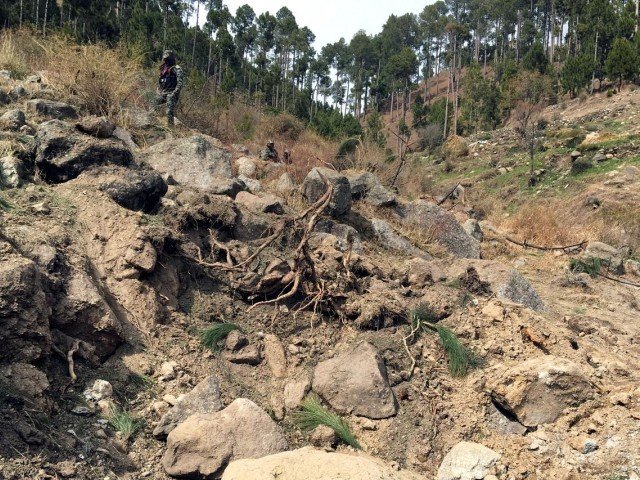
left=200, top=322, right=242, bottom=352
left=569, top=257, right=603, bottom=277
left=292, top=395, right=361, bottom=449
left=107, top=407, right=144, bottom=441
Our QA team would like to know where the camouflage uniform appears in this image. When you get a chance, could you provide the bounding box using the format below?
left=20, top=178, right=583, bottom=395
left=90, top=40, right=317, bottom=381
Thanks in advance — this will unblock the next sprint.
left=259, top=140, right=279, bottom=161
left=154, top=50, right=184, bottom=126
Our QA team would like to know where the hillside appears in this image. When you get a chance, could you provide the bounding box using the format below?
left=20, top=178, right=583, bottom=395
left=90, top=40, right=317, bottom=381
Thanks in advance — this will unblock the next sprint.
left=1, top=43, right=640, bottom=480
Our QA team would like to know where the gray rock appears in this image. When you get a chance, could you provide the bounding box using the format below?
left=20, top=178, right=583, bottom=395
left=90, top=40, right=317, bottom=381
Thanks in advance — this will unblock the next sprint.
left=35, top=120, right=133, bottom=182
left=100, top=168, right=167, bottom=212
left=570, top=150, right=582, bottom=159
left=371, top=218, right=430, bottom=259
left=263, top=334, right=287, bottom=378
left=393, top=201, right=480, bottom=258
left=162, top=398, right=288, bottom=478
left=227, top=344, right=262, bottom=365
left=284, top=378, right=311, bottom=411
left=233, top=209, right=273, bottom=241
left=592, top=153, right=607, bottom=163
left=625, top=259, right=640, bottom=277
left=0, top=156, right=26, bottom=188
left=76, top=116, right=116, bottom=138
left=302, top=167, right=352, bottom=217
left=0, top=109, right=26, bottom=131
left=0, top=363, right=50, bottom=410
left=235, top=156, right=257, bottom=177
left=8, top=85, right=27, bottom=101
left=237, top=174, right=262, bottom=193
left=344, top=170, right=379, bottom=198
left=235, top=191, right=284, bottom=214
left=140, top=135, right=234, bottom=192
left=225, top=331, right=248, bottom=352
left=365, top=183, right=397, bottom=207
left=276, top=172, right=295, bottom=194
left=487, top=356, right=594, bottom=427
left=463, top=219, right=483, bottom=242
left=314, top=219, right=363, bottom=254
left=312, top=341, right=397, bottom=419
left=153, top=375, right=223, bottom=439
left=584, top=241, right=625, bottom=274
left=437, top=442, right=500, bottom=480
left=487, top=403, right=527, bottom=436
left=26, top=99, right=78, bottom=120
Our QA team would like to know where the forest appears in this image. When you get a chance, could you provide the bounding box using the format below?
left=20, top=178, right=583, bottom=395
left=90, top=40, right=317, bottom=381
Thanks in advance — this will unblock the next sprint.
left=2, top=0, right=640, bottom=143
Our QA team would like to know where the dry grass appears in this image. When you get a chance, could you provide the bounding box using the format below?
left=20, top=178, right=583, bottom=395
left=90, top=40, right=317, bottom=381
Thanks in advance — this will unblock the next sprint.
left=0, top=30, right=31, bottom=79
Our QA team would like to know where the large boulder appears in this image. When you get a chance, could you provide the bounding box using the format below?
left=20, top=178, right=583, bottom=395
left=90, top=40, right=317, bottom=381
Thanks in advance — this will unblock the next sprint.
left=99, top=167, right=167, bottom=212
left=76, top=116, right=116, bottom=138
left=344, top=170, right=396, bottom=207
left=583, top=241, right=625, bottom=275
left=140, top=135, right=234, bottom=192
left=35, top=120, right=133, bottom=182
left=0, top=109, right=26, bottom=131
left=302, top=167, right=352, bottom=217
left=162, top=398, right=288, bottom=478
left=153, top=375, right=223, bottom=439
left=392, top=201, right=480, bottom=259
left=312, top=341, right=397, bottom=419
left=25, top=99, right=78, bottom=120
left=371, top=218, right=430, bottom=259
left=442, top=135, right=469, bottom=158
left=222, top=447, right=427, bottom=480
left=437, top=442, right=501, bottom=480
left=487, top=356, right=594, bottom=427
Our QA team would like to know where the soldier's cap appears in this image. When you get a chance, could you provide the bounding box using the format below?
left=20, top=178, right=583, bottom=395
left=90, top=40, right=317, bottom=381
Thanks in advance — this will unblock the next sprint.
left=267, top=140, right=275, bottom=146
left=162, top=50, right=176, bottom=60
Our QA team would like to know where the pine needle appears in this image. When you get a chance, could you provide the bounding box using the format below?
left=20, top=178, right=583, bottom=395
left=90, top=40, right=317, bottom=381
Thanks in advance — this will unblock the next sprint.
left=292, top=395, right=361, bottom=449
left=199, top=322, right=242, bottom=352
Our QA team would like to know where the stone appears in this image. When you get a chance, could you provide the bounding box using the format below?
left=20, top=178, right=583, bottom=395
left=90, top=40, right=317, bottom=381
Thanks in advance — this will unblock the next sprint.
left=487, top=356, right=594, bottom=427
left=0, top=109, right=26, bottom=130
left=437, top=442, right=500, bottom=480
left=83, top=380, right=113, bottom=402
left=76, top=116, right=116, bottom=138
left=162, top=398, right=288, bottom=478
left=235, top=156, right=257, bottom=177
left=263, top=334, right=287, bottom=377
left=370, top=218, right=430, bottom=259
left=312, top=341, right=397, bottom=419
left=310, top=424, right=337, bottom=448
left=227, top=344, right=262, bottom=365
left=235, top=191, right=284, bottom=215
left=365, top=183, right=397, bottom=207
left=570, top=150, right=582, bottom=159
left=0, top=156, right=26, bottom=188
left=462, top=219, right=483, bottom=242
left=284, top=378, right=311, bottom=411
left=276, top=172, right=295, bottom=195
left=225, top=331, right=248, bottom=352
left=99, top=168, right=167, bottom=212
left=442, top=135, right=469, bottom=158
left=592, top=153, right=607, bottom=163
left=302, top=167, right=352, bottom=217
left=8, top=85, right=27, bottom=101
left=35, top=120, right=133, bottom=183
left=123, top=235, right=157, bottom=273
left=0, top=363, right=50, bottom=409
left=221, top=447, right=426, bottom=480
left=625, top=259, right=640, bottom=277
left=486, top=403, right=527, bottom=436
left=344, top=170, right=379, bottom=199
left=140, top=135, right=234, bottom=192
left=159, top=361, right=178, bottom=381
left=26, top=99, right=78, bottom=119
left=568, top=436, right=598, bottom=454
left=237, top=175, right=262, bottom=193
left=393, top=201, right=480, bottom=258
left=209, top=177, right=247, bottom=198
left=153, top=375, right=223, bottom=439
left=584, top=242, right=625, bottom=274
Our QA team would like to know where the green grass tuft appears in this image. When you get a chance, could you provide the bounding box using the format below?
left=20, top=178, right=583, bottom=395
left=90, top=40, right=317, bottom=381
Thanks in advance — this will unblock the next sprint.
left=0, top=196, right=12, bottom=211
left=107, top=407, right=144, bottom=441
left=570, top=257, right=603, bottom=277
left=200, top=322, right=242, bottom=352
left=292, top=395, right=361, bottom=449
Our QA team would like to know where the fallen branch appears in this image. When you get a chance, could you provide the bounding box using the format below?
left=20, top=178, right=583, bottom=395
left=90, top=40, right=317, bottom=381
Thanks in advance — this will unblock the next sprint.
left=436, top=183, right=461, bottom=206
left=505, top=236, right=587, bottom=252
left=67, top=340, right=80, bottom=383
left=598, top=272, right=640, bottom=288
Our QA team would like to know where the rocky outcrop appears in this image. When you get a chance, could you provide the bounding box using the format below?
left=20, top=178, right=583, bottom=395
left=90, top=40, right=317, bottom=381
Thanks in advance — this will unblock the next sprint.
left=235, top=191, right=284, bottom=215
left=26, top=99, right=78, bottom=120
left=162, top=398, right=288, bottom=478
left=344, top=170, right=397, bottom=207
left=302, top=167, right=352, bottom=217
left=437, top=442, right=501, bottom=480
left=221, top=447, right=427, bottom=480
left=153, top=375, right=223, bottom=439
left=487, top=356, right=594, bottom=427
left=35, top=120, right=133, bottom=182
left=371, top=218, right=430, bottom=259
left=75, top=116, right=116, bottom=138
left=583, top=241, right=625, bottom=274
left=0, top=109, right=26, bottom=131
left=99, top=167, right=167, bottom=212
left=312, top=341, right=397, bottom=419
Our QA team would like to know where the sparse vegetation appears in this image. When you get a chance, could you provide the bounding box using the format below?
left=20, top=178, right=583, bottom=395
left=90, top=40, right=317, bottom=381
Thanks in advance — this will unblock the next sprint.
left=106, top=406, right=144, bottom=441
left=293, top=395, right=361, bottom=449
left=570, top=257, right=603, bottom=278
left=200, top=322, right=242, bottom=352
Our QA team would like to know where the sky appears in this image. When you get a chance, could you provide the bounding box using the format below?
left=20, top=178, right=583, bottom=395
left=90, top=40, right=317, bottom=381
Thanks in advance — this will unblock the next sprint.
left=195, top=0, right=431, bottom=50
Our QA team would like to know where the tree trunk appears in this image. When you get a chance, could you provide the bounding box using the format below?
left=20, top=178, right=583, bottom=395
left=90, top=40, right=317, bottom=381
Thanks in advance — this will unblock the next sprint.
left=192, top=0, right=200, bottom=67
left=19, top=0, right=24, bottom=28
left=42, top=0, right=48, bottom=35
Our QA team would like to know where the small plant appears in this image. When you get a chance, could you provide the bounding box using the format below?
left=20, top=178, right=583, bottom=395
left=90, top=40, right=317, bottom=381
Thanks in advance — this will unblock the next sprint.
left=107, top=407, right=144, bottom=441
left=0, top=196, right=11, bottom=211
left=200, top=322, right=242, bottom=352
left=292, top=395, right=361, bottom=449
left=409, top=303, right=479, bottom=377
left=569, top=257, right=603, bottom=277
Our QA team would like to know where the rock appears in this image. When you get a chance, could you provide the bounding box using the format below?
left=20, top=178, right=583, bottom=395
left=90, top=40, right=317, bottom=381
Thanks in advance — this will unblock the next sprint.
left=584, top=241, right=625, bottom=274
left=140, top=135, right=233, bottom=192
left=8, top=85, right=27, bottom=101
left=0, top=363, right=50, bottom=409
left=371, top=218, right=430, bottom=259
left=263, top=334, right=287, bottom=377
left=162, top=398, right=288, bottom=478
left=25, top=99, right=78, bottom=119
left=487, top=403, right=527, bottom=436
left=76, top=116, right=116, bottom=138
left=237, top=175, right=262, bottom=193
left=462, top=219, right=483, bottom=242
left=310, top=425, right=337, bottom=448
left=221, top=447, right=426, bottom=480
left=159, top=361, right=178, bottom=381
left=83, top=379, right=113, bottom=402
left=314, top=218, right=363, bottom=254
left=592, top=153, right=607, bottom=163
left=487, top=356, right=594, bottom=427
left=284, top=378, right=311, bottom=411
left=393, top=201, right=480, bottom=259
left=568, top=436, right=598, bottom=454
left=437, top=442, right=500, bottom=480
left=0, top=156, right=26, bottom=188
left=442, top=135, right=469, bottom=158
left=0, top=109, right=26, bottom=130
left=312, top=341, right=397, bottom=419
left=236, top=157, right=257, bottom=177
left=123, top=235, right=157, bottom=273
left=570, top=150, right=582, bottom=159
left=344, top=171, right=379, bottom=199
left=227, top=345, right=262, bottom=365
left=302, top=167, right=352, bottom=217
left=113, top=126, right=138, bottom=151
left=235, top=191, right=284, bottom=215
left=365, top=183, right=397, bottom=207
left=209, top=177, right=247, bottom=198
left=153, top=375, right=223, bottom=439
left=225, top=331, right=248, bottom=352
left=35, top=120, right=133, bottom=182
left=99, top=168, right=167, bottom=212
left=234, top=208, right=274, bottom=241
left=276, top=172, right=295, bottom=194
left=625, top=259, right=640, bottom=277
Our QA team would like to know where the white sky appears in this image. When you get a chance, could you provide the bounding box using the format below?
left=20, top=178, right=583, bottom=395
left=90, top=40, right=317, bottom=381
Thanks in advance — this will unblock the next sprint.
left=196, top=0, right=432, bottom=50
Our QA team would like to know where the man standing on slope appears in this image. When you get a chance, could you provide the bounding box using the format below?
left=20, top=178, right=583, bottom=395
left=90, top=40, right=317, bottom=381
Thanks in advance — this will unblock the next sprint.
left=155, top=50, right=184, bottom=127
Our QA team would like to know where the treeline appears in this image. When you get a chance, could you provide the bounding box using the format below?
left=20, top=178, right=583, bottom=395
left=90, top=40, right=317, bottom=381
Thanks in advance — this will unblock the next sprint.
left=1, top=0, right=640, bottom=141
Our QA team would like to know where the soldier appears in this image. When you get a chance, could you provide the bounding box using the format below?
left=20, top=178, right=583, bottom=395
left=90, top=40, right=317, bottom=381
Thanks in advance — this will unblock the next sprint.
left=259, top=140, right=279, bottom=162
left=154, top=50, right=184, bottom=126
